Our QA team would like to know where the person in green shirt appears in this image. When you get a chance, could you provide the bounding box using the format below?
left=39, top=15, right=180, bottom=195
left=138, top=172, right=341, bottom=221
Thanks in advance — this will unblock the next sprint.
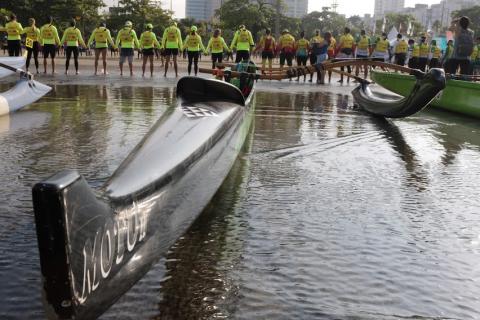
left=206, top=28, right=230, bottom=69
left=230, top=25, right=254, bottom=63
left=88, top=22, right=116, bottom=75
left=140, top=23, right=161, bottom=77
left=162, top=21, right=183, bottom=77
left=1, top=13, right=23, bottom=56
left=22, top=18, right=41, bottom=73
left=61, top=20, right=86, bottom=75
left=40, top=16, right=61, bottom=74
left=115, top=20, right=140, bottom=76
left=183, top=26, right=206, bottom=76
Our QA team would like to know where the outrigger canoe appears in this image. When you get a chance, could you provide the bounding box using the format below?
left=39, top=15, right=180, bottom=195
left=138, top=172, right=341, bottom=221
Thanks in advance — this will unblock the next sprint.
left=32, top=75, right=256, bottom=319
left=372, top=70, right=480, bottom=118
left=0, top=78, right=51, bottom=116
left=353, top=68, right=446, bottom=118
left=0, top=57, right=25, bottom=78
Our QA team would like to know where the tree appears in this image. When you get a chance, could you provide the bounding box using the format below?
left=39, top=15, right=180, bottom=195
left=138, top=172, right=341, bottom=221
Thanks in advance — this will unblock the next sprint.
left=105, top=0, right=171, bottom=36
left=452, top=6, right=480, bottom=37
left=215, top=0, right=276, bottom=40
left=300, top=8, right=347, bottom=38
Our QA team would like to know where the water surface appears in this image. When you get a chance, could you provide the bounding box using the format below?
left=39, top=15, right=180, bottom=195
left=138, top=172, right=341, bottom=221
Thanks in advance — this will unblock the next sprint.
left=0, top=82, right=479, bottom=319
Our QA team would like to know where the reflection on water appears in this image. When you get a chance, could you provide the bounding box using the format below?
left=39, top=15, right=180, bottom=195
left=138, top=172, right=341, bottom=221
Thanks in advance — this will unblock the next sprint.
left=1, top=83, right=480, bottom=319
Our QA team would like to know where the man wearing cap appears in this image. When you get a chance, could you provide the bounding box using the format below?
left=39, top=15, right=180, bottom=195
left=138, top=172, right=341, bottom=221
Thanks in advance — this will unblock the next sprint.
left=278, top=29, right=295, bottom=70
left=417, top=36, right=429, bottom=72
left=183, top=26, right=206, bottom=76
left=162, top=21, right=183, bottom=77
left=88, top=21, right=116, bottom=75
left=115, top=21, right=140, bottom=76
left=230, top=25, right=254, bottom=63
left=140, top=23, right=161, bottom=77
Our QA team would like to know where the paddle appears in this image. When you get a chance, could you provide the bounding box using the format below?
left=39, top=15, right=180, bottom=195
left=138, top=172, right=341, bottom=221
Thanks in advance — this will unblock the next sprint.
left=0, top=61, right=31, bottom=79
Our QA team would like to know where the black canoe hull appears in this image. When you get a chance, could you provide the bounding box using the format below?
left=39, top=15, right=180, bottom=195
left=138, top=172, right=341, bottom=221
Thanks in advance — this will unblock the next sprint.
left=352, top=68, right=446, bottom=118
left=32, top=77, right=255, bottom=319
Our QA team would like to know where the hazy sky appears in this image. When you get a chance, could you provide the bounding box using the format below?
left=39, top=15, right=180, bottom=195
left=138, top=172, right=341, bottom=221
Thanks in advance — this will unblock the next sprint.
left=167, top=0, right=444, bottom=18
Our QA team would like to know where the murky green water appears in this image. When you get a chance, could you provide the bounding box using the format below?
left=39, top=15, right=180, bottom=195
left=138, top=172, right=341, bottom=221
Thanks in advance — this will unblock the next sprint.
left=1, top=82, right=480, bottom=319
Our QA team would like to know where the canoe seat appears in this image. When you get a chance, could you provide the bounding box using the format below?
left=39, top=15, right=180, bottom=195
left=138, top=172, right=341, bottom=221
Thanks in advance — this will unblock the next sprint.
left=177, top=76, right=245, bottom=106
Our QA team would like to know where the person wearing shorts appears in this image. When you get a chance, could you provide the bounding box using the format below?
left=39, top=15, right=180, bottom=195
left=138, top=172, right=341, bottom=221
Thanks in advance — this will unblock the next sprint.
left=116, top=21, right=140, bottom=76
left=207, top=29, right=230, bottom=69
left=40, top=16, right=61, bottom=74
left=162, top=21, right=183, bottom=77
left=88, top=22, right=116, bottom=75
left=22, top=18, right=40, bottom=73
left=230, top=25, right=254, bottom=63
left=140, top=23, right=161, bottom=77
left=256, top=28, right=276, bottom=74
left=336, top=27, right=355, bottom=83
left=278, top=29, right=295, bottom=70
left=61, top=20, right=86, bottom=75
left=311, top=32, right=331, bottom=84
left=2, top=14, right=23, bottom=57
left=295, top=31, right=309, bottom=81
left=355, top=30, right=371, bottom=78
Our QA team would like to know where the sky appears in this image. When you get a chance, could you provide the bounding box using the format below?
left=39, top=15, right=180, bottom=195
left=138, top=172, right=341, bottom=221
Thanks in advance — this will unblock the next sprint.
left=165, top=0, right=444, bottom=19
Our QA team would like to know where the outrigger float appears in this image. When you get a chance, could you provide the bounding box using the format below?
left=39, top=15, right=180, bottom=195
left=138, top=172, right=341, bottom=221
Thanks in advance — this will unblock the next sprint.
left=0, top=58, right=51, bottom=116
left=218, top=59, right=446, bottom=118
left=32, top=63, right=258, bottom=319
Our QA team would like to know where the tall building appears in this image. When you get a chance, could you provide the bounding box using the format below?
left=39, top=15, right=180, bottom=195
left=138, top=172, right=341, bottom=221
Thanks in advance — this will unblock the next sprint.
left=283, top=0, right=309, bottom=18
left=374, top=0, right=405, bottom=19
left=429, top=0, right=477, bottom=28
left=185, top=0, right=308, bottom=21
left=185, top=0, right=220, bottom=21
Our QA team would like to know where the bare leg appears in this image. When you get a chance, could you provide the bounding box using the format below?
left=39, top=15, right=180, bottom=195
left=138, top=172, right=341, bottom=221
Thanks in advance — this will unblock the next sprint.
left=51, top=58, right=55, bottom=74
left=101, top=49, right=107, bottom=74
left=119, top=61, right=123, bottom=76
left=43, top=57, right=47, bottom=73
left=142, top=55, right=147, bottom=76
left=94, top=49, right=100, bottom=75
left=129, top=62, right=133, bottom=76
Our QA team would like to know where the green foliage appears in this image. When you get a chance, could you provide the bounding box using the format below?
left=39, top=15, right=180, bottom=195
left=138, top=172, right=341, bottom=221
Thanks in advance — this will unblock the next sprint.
left=300, top=9, right=347, bottom=38
left=105, top=0, right=171, bottom=36
left=215, top=0, right=276, bottom=40
left=452, top=6, right=480, bottom=37
left=1, top=0, right=105, bottom=33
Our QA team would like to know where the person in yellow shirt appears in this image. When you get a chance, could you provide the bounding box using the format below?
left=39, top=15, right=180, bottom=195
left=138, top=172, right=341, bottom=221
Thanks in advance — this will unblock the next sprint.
left=428, top=39, right=442, bottom=69
left=0, top=14, right=23, bottom=56
left=327, top=35, right=336, bottom=82
left=22, top=18, right=41, bottom=73
left=336, top=27, right=354, bottom=83
left=255, top=28, right=276, bottom=74
left=182, top=25, right=205, bottom=76
left=417, top=36, right=429, bottom=72
left=472, top=37, right=480, bottom=75
left=115, top=20, right=140, bottom=76
left=230, top=25, right=254, bottom=63
left=40, top=16, right=61, bottom=74
left=278, top=29, right=295, bottom=69
left=61, top=20, right=86, bottom=75
left=206, top=29, right=230, bottom=69
left=162, top=21, right=183, bottom=77
left=140, top=23, right=161, bottom=77
left=88, top=21, right=115, bottom=75
left=355, top=29, right=371, bottom=78
left=295, top=31, right=309, bottom=81
left=408, top=39, right=419, bottom=69
left=371, top=32, right=390, bottom=62
left=392, top=33, right=408, bottom=66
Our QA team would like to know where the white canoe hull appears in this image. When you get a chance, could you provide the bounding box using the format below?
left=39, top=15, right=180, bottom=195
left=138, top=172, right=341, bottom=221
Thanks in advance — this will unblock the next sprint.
left=0, top=57, right=26, bottom=78
left=0, top=79, right=51, bottom=116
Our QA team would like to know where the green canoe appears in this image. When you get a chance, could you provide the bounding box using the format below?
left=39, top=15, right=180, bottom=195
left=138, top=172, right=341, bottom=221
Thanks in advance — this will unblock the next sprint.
left=371, top=71, right=480, bottom=118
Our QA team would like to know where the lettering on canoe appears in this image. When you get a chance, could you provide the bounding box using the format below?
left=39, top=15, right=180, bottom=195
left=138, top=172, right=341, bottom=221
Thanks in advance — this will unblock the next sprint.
left=71, top=201, right=148, bottom=304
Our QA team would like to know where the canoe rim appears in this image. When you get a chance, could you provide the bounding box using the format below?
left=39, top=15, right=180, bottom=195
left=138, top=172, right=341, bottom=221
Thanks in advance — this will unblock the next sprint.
left=177, top=76, right=246, bottom=106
